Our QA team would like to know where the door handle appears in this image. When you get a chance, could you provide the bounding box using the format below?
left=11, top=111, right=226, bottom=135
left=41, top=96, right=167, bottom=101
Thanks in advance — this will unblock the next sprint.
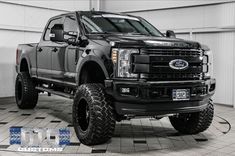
left=37, top=47, right=42, bottom=52
left=52, top=47, right=58, bottom=52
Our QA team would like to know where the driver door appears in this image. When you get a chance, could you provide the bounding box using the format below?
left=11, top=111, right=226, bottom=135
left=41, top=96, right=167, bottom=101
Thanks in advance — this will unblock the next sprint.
left=51, top=14, right=79, bottom=84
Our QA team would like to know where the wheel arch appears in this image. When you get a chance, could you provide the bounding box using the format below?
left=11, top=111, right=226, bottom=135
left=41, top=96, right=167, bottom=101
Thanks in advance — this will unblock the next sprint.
left=76, top=56, right=109, bottom=85
left=19, top=57, right=31, bottom=76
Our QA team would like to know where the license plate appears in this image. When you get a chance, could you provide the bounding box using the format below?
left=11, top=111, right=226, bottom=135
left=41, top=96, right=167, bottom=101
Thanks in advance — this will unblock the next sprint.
left=172, top=89, right=190, bottom=101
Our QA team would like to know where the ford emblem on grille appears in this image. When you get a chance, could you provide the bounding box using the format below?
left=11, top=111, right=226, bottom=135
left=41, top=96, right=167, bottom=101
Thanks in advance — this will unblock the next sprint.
left=169, top=59, right=189, bottom=70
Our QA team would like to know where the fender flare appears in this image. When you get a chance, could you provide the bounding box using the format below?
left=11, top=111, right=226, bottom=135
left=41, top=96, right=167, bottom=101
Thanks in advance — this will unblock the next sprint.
left=76, top=55, right=109, bottom=85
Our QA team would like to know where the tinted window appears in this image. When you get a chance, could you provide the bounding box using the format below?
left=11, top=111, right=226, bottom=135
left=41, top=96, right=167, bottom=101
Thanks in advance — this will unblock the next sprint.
left=64, top=16, right=78, bottom=32
left=44, top=18, right=62, bottom=41
left=64, top=16, right=79, bottom=40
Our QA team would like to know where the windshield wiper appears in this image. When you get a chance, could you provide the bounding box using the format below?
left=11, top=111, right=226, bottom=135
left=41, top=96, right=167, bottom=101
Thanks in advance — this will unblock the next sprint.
left=89, top=31, right=117, bottom=35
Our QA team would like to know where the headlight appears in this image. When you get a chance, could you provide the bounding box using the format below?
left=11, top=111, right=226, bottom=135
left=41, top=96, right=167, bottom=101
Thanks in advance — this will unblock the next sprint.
left=112, top=48, right=138, bottom=78
left=204, top=50, right=214, bottom=77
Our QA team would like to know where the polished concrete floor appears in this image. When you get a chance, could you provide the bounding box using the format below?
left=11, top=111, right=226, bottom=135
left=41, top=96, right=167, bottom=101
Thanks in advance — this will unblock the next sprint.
left=0, top=95, right=234, bottom=156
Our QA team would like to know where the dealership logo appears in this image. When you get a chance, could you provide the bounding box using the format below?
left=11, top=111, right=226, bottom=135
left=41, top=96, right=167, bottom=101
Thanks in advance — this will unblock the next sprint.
left=169, top=59, right=189, bottom=70
left=10, top=127, right=70, bottom=152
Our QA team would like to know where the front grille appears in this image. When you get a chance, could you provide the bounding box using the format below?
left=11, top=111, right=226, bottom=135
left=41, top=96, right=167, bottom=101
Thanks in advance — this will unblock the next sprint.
left=141, top=48, right=201, bottom=56
left=132, top=48, right=205, bottom=81
left=140, top=73, right=203, bottom=80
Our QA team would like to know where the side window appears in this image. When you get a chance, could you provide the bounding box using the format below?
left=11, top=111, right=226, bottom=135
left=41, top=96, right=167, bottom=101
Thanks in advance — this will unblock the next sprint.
left=44, top=18, right=62, bottom=41
left=64, top=16, right=79, bottom=40
left=64, top=16, right=78, bottom=32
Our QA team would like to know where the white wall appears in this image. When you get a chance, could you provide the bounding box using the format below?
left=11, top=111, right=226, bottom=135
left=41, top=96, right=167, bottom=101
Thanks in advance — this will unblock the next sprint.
left=101, top=0, right=234, bottom=12
left=193, top=32, right=235, bottom=106
left=2, top=0, right=90, bottom=11
left=127, top=2, right=235, bottom=32
left=122, top=2, right=235, bottom=107
left=0, top=0, right=90, bottom=97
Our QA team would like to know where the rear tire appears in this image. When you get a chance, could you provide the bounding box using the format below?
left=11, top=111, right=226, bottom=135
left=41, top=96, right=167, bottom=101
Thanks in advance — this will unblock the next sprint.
left=73, top=83, right=116, bottom=145
left=15, top=72, right=38, bottom=109
left=169, top=99, right=214, bottom=134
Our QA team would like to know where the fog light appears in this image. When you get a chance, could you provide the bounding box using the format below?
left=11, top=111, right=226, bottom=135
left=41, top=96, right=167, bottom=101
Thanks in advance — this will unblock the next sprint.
left=118, top=86, right=138, bottom=96
left=120, top=88, right=130, bottom=93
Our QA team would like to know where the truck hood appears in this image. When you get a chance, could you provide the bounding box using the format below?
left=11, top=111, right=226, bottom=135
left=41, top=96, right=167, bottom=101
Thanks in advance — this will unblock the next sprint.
left=95, top=34, right=201, bottom=49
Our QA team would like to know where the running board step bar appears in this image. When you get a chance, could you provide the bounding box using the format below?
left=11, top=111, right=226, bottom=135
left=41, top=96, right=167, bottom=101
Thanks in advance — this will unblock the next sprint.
left=36, top=86, right=74, bottom=99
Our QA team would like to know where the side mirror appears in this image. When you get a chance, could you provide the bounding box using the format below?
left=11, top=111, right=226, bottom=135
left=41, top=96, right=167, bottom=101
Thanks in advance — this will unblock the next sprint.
left=166, top=30, right=176, bottom=38
left=67, top=34, right=89, bottom=47
left=67, top=38, right=79, bottom=46
left=50, top=24, right=64, bottom=42
left=66, top=31, right=78, bottom=37
left=64, top=31, right=79, bottom=46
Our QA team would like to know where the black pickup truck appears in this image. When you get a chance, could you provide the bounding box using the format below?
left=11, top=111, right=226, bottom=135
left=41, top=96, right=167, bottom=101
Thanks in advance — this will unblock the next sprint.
left=15, top=11, right=216, bottom=145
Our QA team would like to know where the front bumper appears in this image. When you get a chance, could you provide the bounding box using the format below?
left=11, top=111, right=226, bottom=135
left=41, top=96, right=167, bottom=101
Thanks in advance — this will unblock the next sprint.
left=105, top=78, right=216, bottom=116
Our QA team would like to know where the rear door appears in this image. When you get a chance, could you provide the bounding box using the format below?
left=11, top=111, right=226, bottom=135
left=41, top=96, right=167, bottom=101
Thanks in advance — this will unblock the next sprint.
left=37, top=17, right=63, bottom=79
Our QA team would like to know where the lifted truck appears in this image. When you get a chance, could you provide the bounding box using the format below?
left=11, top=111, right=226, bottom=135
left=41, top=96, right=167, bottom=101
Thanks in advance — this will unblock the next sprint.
left=15, top=11, right=216, bottom=145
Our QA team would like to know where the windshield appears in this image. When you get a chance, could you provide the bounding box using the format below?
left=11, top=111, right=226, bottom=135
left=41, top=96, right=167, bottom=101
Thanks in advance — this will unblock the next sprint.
left=81, top=14, right=163, bottom=37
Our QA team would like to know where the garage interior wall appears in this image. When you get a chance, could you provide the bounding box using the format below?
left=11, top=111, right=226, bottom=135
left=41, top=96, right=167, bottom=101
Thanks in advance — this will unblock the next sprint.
left=1, top=0, right=235, bottom=108
left=0, top=0, right=92, bottom=97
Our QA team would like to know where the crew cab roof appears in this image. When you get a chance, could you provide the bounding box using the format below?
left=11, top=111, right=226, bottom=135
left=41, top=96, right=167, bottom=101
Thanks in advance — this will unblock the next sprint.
left=50, top=11, right=139, bottom=19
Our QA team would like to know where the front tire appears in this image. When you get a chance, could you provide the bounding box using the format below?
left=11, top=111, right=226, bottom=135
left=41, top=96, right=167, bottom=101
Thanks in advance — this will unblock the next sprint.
left=169, top=100, right=214, bottom=134
left=15, top=72, right=38, bottom=109
left=73, top=83, right=116, bottom=145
